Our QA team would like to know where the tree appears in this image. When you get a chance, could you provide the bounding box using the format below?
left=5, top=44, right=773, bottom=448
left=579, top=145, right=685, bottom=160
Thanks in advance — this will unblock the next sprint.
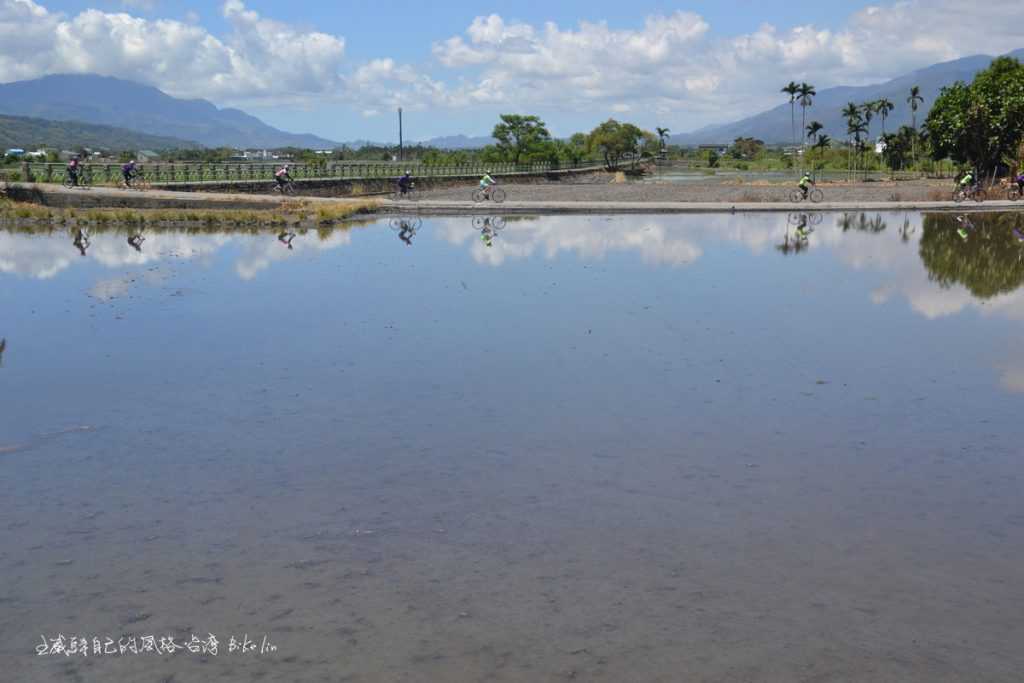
left=491, top=114, right=552, bottom=165
left=925, top=56, right=1024, bottom=176
left=729, top=137, right=765, bottom=159
left=798, top=83, right=816, bottom=162
left=550, top=133, right=590, bottom=166
left=806, top=121, right=824, bottom=144
left=876, top=98, right=895, bottom=136
left=782, top=82, right=800, bottom=149
left=907, top=85, right=925, bottom=165
left=656, top=127, right=671, bottom=151
left=586, top=119, right=654, bottom=170
left=842, top=102, right=863, bottom=178
left=861, top=101, right=876, bottom=141
left=881, top=126, right=918, bottom=171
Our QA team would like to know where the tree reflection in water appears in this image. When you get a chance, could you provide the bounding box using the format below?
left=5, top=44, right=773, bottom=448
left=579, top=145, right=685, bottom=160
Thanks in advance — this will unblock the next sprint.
left=838, top=212, right=887, bottom=233
left=920, top=212, right=1024, bottom=299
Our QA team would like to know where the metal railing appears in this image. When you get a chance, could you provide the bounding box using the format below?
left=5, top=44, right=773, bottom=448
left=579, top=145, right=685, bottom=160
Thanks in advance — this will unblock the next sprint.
left=19, top=160, right=604, bottom=186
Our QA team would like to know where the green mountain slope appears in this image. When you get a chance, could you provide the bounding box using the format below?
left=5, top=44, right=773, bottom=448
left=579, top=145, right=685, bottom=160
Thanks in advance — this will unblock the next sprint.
left=1, top=113, right=199, bottom=151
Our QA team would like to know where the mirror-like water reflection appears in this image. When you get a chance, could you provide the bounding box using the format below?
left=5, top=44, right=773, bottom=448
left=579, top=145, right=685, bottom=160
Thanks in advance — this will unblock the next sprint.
left=2, top=212, right=1023, bottom=682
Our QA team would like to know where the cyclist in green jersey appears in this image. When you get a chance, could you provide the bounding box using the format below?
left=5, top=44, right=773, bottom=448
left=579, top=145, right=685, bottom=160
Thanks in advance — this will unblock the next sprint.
left=480, top=171, right=497, bottom=199
left=798, top=172, right=814, bottom=200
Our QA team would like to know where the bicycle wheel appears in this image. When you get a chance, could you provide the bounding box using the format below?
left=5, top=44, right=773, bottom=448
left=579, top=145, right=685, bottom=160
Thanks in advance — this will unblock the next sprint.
left=952, top=190, right=964, bottom=203
left=973, top=188, right=986, bottom=203
left=136, top=176, right=152, bottom=191
left=808, top=188, right=824, bottom=203
left=788, top=189, right=804, bottom=203
left=808, top=213, right=823, bottom=225
left=472, top=189, right=486, bottom=203
left=63, top=175, right=75, bottom=189
left=472, top=216, right=486, bottom=229
left=1008, top=187, right=1022, bottom=201
left=491, top=216, right=507, bottom=230
left=490, top=187, right=506, bottom=203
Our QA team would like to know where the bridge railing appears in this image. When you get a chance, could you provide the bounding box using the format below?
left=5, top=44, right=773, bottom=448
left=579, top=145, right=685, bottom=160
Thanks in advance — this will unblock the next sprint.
left=20, top=160, right=603, bottom=185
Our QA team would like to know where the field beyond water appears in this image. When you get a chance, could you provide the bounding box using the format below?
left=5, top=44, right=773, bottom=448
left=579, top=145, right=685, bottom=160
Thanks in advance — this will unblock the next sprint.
left=2, top=211, right=1024, bottom=682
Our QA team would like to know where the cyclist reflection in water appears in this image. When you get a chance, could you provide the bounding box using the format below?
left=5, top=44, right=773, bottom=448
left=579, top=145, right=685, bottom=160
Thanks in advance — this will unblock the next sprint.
left=0, top=338, right=6, bottom=367
left=956, top=214, right=974, bottom=241
left=127, top=233, right=145, bottom=252
left=278, top=230, right=296, bottom=249
left=794, top=214, right=812, bottom=240
left=474, top=216, right=505, bottom=248
left=73, top=229, right=90, bottom=256
left=399, top=224, right=415, bottom=245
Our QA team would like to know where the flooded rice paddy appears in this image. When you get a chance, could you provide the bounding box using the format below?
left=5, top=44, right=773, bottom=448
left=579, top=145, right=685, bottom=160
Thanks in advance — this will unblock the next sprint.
left=1, top=212, right=1023, bottom=682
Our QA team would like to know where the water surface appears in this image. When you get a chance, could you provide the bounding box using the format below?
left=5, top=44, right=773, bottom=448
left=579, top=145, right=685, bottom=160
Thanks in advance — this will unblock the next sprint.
left=2, top=212, right=1023, bottom=682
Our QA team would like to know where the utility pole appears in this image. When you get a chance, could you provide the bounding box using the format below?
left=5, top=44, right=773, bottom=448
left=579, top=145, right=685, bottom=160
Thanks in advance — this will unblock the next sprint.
left=398, top=108, right=403, bottom=162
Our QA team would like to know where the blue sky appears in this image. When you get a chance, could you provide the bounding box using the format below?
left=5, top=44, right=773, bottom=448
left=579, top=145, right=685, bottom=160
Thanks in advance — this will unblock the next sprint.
left=3, top=0, right=1023, bottom=142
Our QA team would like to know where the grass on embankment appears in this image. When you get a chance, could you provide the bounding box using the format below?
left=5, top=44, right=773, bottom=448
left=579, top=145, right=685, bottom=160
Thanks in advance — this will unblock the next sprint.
left=0, top=197, right=381, bottom=229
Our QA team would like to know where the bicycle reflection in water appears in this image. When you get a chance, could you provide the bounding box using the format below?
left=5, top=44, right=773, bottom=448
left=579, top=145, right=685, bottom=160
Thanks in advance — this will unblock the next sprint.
left=127, top=232, right=145, bottom=253
left=389, top=217, right=422, bottom=246
left=777, top=213, right=820, bottom=255
left=473, top=216, right=506, bottom=247
left=278, top=230, right=297, bottom=250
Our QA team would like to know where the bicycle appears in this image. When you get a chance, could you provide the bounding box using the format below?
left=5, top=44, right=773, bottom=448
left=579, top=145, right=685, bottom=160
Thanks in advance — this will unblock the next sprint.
left=63, top=169, right=90, bottom=189
left=132, top=172, right=152, bottom=191
left=392, top=184, right=417, bottom=201
left=472, top=186, right=506, bottom=203
left=952, top=185, right=986, bottom=203
left=788, top=187, right=823, bottom=203
left=1008, top=185, right=1023, bottom=201
left=272, top=179, right=296, bottom=196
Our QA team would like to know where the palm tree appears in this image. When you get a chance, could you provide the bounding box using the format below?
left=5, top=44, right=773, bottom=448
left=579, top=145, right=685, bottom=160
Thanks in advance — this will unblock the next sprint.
left=797, top=83, right=816, bottom=163
left=842, top=102, right=861, bottom=179
left=806, top=121, right=824, bottom=144
left=782, top=82, right=800, bottom=150
left=876, top=98, right=894, bottom=136
left=655, top=127, right=670, bottom=158
left=907, top=86, right=924, bottom=166
left=815, top=134, right=832, bottom=151
left=861, top=101, right=876, bottom=140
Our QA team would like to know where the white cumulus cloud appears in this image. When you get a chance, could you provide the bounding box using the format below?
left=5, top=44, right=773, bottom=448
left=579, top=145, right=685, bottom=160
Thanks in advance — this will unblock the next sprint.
left=0, top=0, right=345, bottom=102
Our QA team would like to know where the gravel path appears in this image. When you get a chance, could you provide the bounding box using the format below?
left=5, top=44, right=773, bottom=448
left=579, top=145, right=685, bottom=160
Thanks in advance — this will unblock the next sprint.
left=418, top=177, right=965, bottom=203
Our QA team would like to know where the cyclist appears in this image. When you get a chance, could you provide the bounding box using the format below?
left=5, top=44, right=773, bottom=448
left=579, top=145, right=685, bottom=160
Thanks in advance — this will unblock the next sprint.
left=275, top=164, right=293, bottom=190
left=1015, top=171, right=1024, bottom=196
left=957, top=169, right=975, bottom=195
left=798, top=171, right=814, bottom=200
left=480, top=170, right=497, bottom=199
left=66, top=156, right=81, bottom=187
left=396, top=170, right=413, bottom=197
left=122, top=160, right=137, bottom=188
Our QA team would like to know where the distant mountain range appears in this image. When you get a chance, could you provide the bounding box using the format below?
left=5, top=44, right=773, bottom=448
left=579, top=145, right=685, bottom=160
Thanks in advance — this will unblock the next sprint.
left=3, top=49, right=1023, bottom=152
left=672, top=49, right=1024, bottom=145
left=0, top=75, right=339, bottom=149
left=1, top=113, right=198, bottom=151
